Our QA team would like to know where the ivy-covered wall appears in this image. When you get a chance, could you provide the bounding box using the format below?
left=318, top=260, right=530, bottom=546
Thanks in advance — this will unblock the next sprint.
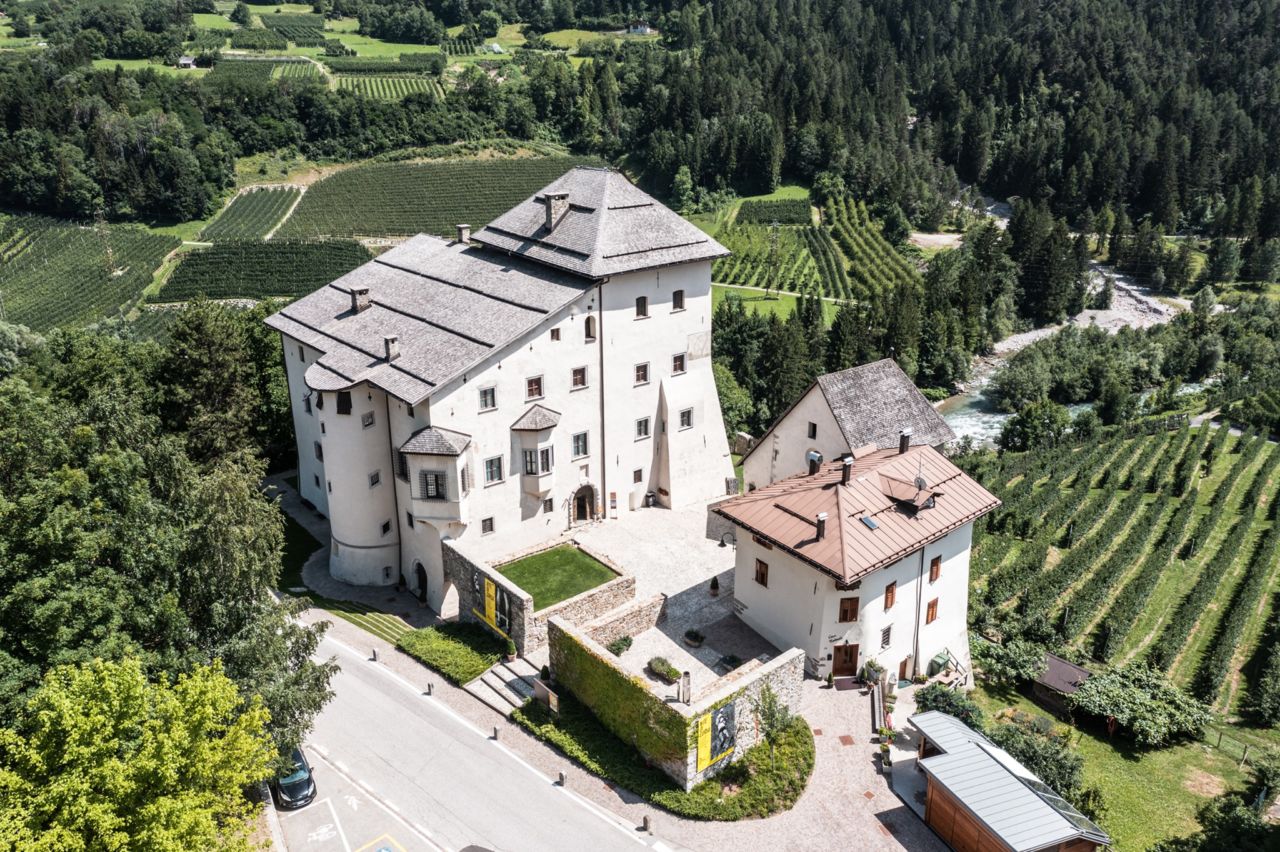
left=547, top=619, right=688, bottom=763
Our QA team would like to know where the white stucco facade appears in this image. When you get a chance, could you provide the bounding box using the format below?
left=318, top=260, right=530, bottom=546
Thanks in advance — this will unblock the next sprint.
left=742, top=384, right=843, bottom=490
left=278, top=259, right=734, bottom=610
left=731, top=522, right=974, bottom=680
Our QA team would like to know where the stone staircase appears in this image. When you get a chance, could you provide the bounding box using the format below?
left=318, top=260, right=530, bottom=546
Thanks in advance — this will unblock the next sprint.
left=463, top=656, right=541, bottom=718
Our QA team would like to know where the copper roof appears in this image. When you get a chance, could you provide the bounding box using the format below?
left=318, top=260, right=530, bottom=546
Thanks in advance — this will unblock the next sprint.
left=715, top=446, right=1000, bottom=584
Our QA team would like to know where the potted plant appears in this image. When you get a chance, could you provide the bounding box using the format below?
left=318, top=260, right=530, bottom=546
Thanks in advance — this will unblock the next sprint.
left=912, top=674, right=928, bottom=685
left=825, top=671, right=834, bottom=689
left=648, top=656, right=680, bottom=685
left=880, top=742, right=893, bottom=768
left=709, top=576, right=720, bottom=597
left=683, top=629, right=705, bottom=648
left=504, top=638, right=517, bottom=662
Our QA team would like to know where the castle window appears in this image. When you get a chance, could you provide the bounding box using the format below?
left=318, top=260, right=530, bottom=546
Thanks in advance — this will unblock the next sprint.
left=672, top=289, right=684, bottom=311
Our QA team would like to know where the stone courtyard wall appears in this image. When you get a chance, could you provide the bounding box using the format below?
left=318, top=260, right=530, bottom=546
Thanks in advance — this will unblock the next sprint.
left=585, top=593, right=668, bottom=646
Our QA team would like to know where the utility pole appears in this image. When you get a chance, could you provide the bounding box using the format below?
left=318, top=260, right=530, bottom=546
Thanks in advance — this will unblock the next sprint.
left=767, top=220, right=779, bottom=296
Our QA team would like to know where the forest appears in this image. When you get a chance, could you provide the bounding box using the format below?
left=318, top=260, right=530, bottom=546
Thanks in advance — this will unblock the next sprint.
left=1, top=0, right=1280, bottom=236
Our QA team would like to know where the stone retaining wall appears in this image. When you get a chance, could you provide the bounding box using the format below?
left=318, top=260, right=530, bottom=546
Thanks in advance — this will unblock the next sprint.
left=585, top=593, right=668, bottom=646
left=527, top=573, right=635, bottom=650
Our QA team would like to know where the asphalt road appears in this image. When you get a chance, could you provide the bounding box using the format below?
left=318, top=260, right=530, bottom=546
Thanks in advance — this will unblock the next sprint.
left=286, top=635, right=667, bottom=852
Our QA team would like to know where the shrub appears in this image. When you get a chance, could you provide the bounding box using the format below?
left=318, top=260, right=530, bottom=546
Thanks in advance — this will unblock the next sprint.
left=504, top=637, right=517, bottom=657
left=512, top=693, right=814, bottom=820
left=606, top=636, right=632, bottom=656
left=1068, top=664, right=1210, bottom=747
left=684, top=629, right=704, bottom=643
left=649, top=657, right=680, bottom=684
left=915, top=683, right=985, bottom=730
left=395, top=622, right=505, bottom=685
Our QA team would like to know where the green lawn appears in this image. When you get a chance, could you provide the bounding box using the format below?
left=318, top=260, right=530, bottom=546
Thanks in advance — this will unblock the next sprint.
left=193, top=12, right=236, bottom=29
left=91, top=57, right=210, bottom=77
left=497, top=545, right=616, bottom=610
left=711, top=284, right=840, bottom=325
left=971, top=684, right=1250, bottom=851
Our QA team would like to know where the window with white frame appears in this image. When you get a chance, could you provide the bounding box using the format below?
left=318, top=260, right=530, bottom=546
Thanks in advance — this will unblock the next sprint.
left=679, top=408, right=693, bottom=429
left=672, top=353, right=686, bottom=374
left=571, top=366, right=588, bottom=389
left=539, top=446, right=553, bottom=473
left=543, top=497, right=554, bottom=513
left=479, top=387, right=497, bottom=411
left=572, top=431, right=588, bottom=458
left=481, top=517, right=495, bottom=534
left=635, top=417, right=650, bottom=439
left=523, top=448, right=538, bottom=475
left=634, top=363, right=649, bottom=385
left=526, top=375, right=544, bottom=400
left=483, top=456, right=503, bottom=484
left=880, top=626, right=892, bottom=648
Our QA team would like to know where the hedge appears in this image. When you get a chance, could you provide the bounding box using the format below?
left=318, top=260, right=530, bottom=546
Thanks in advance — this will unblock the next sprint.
left=395, top=622, right=505, bottom=685
left=513, top=693, right=814, bottom=820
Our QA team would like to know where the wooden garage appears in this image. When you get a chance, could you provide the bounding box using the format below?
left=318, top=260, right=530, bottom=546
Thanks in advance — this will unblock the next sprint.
left=911, top=711, right=1110, bottom=852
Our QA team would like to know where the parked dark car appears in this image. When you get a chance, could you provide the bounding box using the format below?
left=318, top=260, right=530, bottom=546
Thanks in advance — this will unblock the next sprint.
left=271, top=748, right=317, bottom=810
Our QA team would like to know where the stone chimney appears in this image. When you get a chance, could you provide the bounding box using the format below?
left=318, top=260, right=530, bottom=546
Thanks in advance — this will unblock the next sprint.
left=384, top=334, right=400, bottom=362
left=815, top=512, right=828, bottom=540
left=351, top=286, right=371, bottom=314
left=544, top=191, right=569, bottom=231
left=456, top=224, right=471, bottom=244
left=898, top=428, right=912, bottom=455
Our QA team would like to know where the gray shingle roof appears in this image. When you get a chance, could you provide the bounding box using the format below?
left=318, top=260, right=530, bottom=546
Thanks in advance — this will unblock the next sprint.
left=265, top=234, right=591, bottom=405
left=401, top=426, right=471, bottom=456
left=817, top=359, right=956, bottom=450
left=510, top=404, right=561, bottom=431
left=472, top=167, right=728, bottom=279
left=912, top=713, right=1110, bottom=851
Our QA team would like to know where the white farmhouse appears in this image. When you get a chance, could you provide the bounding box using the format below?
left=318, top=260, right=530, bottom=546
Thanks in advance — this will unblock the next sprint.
left=741, top=358, right=955, bottom=491
left=266, top=168, right=736, bottom=612
left=714, top=440, right=999, bottom=681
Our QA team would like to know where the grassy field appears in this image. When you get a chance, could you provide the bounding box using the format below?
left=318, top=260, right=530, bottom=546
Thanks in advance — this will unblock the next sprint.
left=91, top=57, right=210, bottom=77
left=193, top=12, right=236, bottom=29
left=971, top=684, right=1250, bottom=851
left=498, top=545, right=616, bottom=610
left=711, top=284, right=840, bottom=324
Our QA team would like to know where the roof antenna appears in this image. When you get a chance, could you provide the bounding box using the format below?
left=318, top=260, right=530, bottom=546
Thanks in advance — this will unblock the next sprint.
left=914, top=455, right=927, bottom=492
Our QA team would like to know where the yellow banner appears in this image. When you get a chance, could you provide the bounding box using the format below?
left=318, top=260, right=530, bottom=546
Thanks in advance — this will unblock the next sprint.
left=484, top=578, right=495, bottom=626
left=696, top=714, right=711, bottom=771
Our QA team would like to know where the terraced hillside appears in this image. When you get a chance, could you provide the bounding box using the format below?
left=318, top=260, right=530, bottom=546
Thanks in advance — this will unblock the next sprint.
left=0, top=214, right=178, bottom=331
left=275, top=155, right=599, bottom=239
left=971, top=424, right=1280, bottom=714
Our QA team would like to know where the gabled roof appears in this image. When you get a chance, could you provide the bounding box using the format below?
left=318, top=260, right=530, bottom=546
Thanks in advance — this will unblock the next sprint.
left=913, top=713, right=1111, bottom=851
left=401, top=426, right=471, bottom=456
left=510, top=404, right=560, bottom=431
left=1034, top=653, right=1092, bottom=696
left=741, top=359, right=956, bottom=467
left=714, top=446, right=999, bottom=584
left=473, top=167, right=728, bottom=279
left=265, top=234, right=591, bottom=405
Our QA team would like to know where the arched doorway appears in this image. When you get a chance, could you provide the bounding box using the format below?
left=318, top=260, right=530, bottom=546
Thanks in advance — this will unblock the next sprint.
left=414, top=562, right=428, bottom=605
left=572, top=484, right=596, bottom=524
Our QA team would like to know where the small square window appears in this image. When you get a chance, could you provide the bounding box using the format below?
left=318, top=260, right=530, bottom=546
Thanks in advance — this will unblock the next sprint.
left=551, top=328, right=561, bottom=341
left=369, top=470, right=381, bottom=488
left=679, top=408, right=693, bottom=430
left=479, top=387, right=497, bottom=411
left=484, top=456, right=504, bottom=484
left=526, top=376, right=544, bottom=400
left=881, top=626, right=892, bottom=648
left=571, top=366, right=588, bottom=388
left=672, top=289, right=684, bottom=311
left=337, top=391, right=352, bottom=415
left=635, top=296, right=648, bottom=318
left=634, top=363, right=649, bottom=385
left=481, top=517, right=495, bottom=534
left=405, top=511, right=414, bottom=528
left=633, top=468, right=643, bottom=484
left=807, top=421, right=817, bottom=440
left=635, top=417, right=650, bottom=439
left=754, top=559, right=769, bottom=587
left=927, top=598, right=939, bottom=624
left=543, top=497, right=554, bottom=513
left=381, top=520, right=392, bottom=536
left=361, top=411, right=375, bottom=429
left=572, top=431, right=589, bottom=458
left=672, top=353, right=686, bottom=374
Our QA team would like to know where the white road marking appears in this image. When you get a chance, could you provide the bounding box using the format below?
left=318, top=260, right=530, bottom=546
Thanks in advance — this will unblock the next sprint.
left=307, top=743, right=446, bottom=851
left=324, top=636, right=649, bottom=847
left=325, top=797, right=353, bottom=852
